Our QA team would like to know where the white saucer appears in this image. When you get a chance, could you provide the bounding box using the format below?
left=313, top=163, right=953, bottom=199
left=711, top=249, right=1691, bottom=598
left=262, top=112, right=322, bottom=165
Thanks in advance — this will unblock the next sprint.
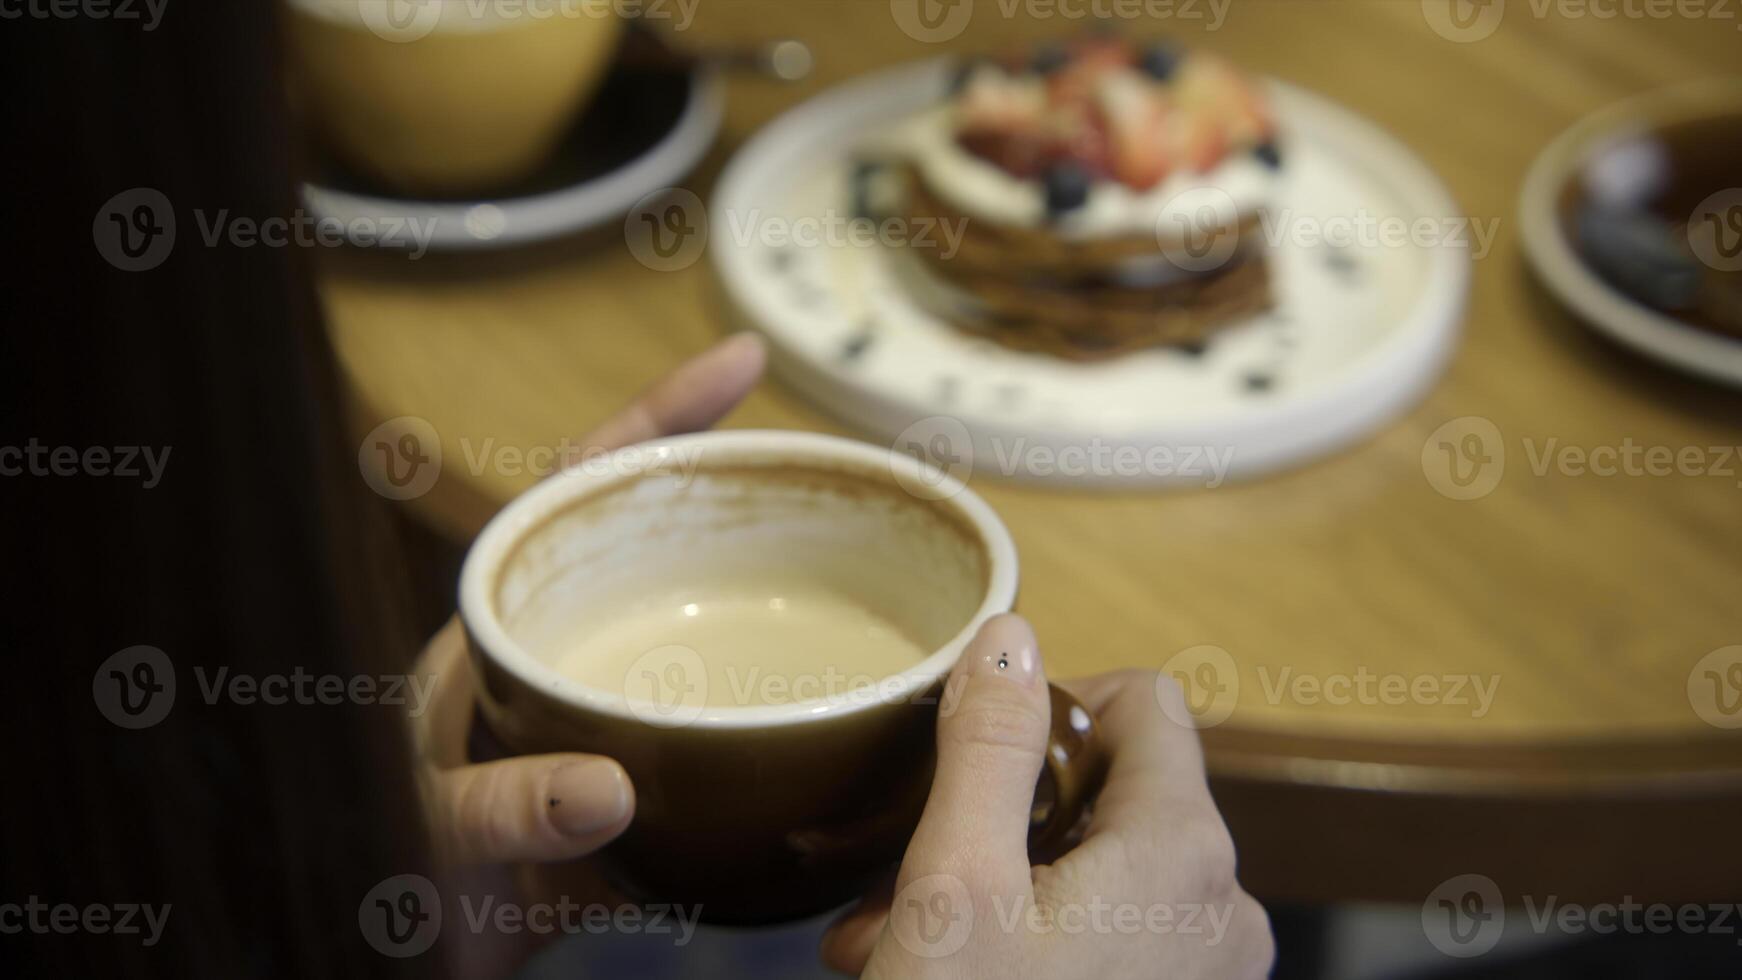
left=711, top=60, right=1469, bottom=487
left=1519, top=80, right=1742, bottom=389
left=302, top=65, right=723, bottom=250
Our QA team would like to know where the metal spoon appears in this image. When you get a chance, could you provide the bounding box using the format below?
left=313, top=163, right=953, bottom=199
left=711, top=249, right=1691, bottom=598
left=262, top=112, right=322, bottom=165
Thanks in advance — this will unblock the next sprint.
left=621, top=35, right=813, bottom=82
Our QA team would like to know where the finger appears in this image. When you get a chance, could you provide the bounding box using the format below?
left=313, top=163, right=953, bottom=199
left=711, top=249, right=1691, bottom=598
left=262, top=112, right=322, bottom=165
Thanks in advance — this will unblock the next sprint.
left=431, top=753, right=634, bottom=866
left=1062, top=670, right=1216, bottom=843
left=570, top=332, right=766, bottom=459
left=901, top=613, right=1050, bottom=898
left=819, top=874, right=894, bottom=977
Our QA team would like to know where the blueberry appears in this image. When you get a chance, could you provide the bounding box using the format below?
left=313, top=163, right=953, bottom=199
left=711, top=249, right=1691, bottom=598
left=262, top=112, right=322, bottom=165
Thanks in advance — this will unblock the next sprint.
left=1252, top=141, right=1283, bottom=169
left=1138, top=44, right=1181, bottom=80
left=1032, top=43, right=1071, bottom=75
left=1044, top=163, right=1092, bottom=217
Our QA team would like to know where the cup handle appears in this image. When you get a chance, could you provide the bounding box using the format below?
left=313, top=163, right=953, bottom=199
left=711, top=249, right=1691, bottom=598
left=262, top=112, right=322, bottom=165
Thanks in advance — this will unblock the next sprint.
left=1028, top=683, right=1109, bottom=860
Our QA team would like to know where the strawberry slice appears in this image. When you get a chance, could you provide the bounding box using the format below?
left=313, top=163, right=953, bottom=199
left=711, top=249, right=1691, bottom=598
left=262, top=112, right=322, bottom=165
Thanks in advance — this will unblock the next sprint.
left=1223, top=75, right=1276, bottom=146
left=1115, top=125, right=1171, bottom=189
left=949, top=38, right=1272, bottom=187
left=1044, top=101, right=1115, bottom=179
left=1097, top=71, right=1171, bottom=189
left=1072, top=34, right=1137, bottom=67
left=1045, top=38, right=1131, bottom=109
left=1174, top=53, right=1273, bottom=149
left=1172, top=109, right=1228, bottom=174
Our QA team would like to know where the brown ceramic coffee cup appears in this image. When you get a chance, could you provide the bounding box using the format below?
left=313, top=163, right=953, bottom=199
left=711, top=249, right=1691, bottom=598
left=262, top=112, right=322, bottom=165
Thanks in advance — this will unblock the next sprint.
left=458, top=430, right=1104, bottom=924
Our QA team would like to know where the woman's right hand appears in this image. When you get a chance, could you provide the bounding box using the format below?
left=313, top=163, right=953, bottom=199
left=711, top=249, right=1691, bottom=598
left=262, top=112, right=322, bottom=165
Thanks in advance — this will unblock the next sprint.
left=820, top=614, right=1274, bottom=979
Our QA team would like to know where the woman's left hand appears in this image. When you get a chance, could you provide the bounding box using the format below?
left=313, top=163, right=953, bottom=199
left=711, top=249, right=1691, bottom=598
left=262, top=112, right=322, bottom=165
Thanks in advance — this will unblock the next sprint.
left=413, top=617, right=637, bottom=865
left=406, top=334, right=765, bottom=978
left=412, top=331, right=767, bottom=868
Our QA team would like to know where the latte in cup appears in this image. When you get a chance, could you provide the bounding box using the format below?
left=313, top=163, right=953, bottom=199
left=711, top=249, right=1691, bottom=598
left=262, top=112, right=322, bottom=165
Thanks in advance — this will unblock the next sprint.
left=282, top=0, right=623, bottom=194
left=526, top=580, right=931, bottom=709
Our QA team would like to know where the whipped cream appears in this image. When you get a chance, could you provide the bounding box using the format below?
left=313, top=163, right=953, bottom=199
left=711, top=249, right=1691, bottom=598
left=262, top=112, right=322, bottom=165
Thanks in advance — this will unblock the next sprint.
left=902, top=107, right=1276, bottom=242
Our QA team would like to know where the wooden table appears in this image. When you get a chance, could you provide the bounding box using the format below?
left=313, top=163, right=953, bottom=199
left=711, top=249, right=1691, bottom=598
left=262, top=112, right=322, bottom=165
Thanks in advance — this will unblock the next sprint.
left=320, top=0, right=1742, bottom=904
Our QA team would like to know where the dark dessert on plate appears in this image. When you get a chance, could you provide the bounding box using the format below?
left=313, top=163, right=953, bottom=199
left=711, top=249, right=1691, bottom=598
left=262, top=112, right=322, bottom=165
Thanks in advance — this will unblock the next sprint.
left=1568, top=109, right=1742, bottom=340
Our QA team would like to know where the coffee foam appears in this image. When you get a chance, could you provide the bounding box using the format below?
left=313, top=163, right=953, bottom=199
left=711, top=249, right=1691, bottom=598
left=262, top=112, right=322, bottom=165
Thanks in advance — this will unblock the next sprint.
left=541, top=580, right=931, bottom=708
left=493, top=463, right=990, bottom=706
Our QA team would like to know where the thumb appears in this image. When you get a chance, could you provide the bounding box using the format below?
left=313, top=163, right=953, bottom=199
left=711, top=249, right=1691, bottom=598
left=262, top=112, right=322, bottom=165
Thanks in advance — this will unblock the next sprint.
left=902, top=613, right=1049, bottom=898
left=430, top=754, right=634, bottom=866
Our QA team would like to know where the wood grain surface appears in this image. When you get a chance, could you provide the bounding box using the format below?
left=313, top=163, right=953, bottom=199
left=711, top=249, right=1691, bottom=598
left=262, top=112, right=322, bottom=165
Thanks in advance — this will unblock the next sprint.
left=319, top=0, right=1742, bottom=900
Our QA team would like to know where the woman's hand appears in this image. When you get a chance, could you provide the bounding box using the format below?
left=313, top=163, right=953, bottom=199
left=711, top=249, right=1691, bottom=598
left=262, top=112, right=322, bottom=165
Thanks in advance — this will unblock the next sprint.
left=413, top=617, right=637, bottom=865
left=406, top=335, right=764, bottom=979
left=412, top=332, right=766, bottom=867
left=820, top=615, right=1275, bottom=979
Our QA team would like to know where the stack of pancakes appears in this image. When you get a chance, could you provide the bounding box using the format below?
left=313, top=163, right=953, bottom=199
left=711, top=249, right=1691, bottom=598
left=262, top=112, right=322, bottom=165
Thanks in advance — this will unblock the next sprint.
left=900, top=38, right=1279, bottom=361
left=905, top=167, right=1270, bottom=360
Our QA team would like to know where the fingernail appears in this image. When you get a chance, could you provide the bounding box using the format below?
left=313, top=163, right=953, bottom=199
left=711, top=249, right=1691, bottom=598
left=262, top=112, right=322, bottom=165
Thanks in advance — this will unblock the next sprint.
left=727, top=330, right=766, bottom=351
left=965, top=614, right=1041, bottom=688
left=548, top=760, right=631, bottom=837
left=717, top=331, right=766, bottom=363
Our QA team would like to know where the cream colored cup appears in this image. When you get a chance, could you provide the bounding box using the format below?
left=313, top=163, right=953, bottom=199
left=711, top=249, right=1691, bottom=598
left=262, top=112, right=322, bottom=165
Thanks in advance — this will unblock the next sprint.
left=282, top=0, right=624, bottom=194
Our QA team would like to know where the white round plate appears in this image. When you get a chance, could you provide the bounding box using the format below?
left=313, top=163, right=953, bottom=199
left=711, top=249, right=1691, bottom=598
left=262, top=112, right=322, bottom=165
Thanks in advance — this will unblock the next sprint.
left=302, top=69, right=722, bottom=251
left=712, top=60, right=1469, bottom=487
left=1519, top=80, right=1742, bottom=389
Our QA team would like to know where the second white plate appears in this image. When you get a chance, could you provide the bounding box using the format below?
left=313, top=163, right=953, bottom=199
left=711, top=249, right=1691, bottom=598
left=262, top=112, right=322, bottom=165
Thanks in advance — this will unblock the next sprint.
left=1519, top=80, right=1742, bottom=389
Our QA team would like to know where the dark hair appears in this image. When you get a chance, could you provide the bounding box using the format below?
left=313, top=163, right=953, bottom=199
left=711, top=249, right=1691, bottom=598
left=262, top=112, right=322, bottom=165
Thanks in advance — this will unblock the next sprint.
left=2, top=4, right=440, bottom=977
